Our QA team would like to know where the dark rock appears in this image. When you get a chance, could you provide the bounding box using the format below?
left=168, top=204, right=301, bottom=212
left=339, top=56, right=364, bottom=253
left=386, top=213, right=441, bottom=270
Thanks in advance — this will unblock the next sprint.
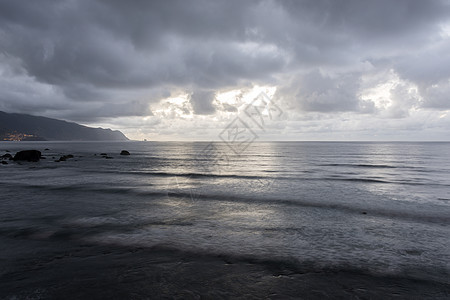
left=13, top=150, right=41, bottom=162
left=56, top=154, right=74, bottom=162
left=44, top=148, right=50, bottom=151
left=5, top=150, right=10, bottom=152
left=1, top=161, right=7, bottom=165
left=105, top=156, right=113, bottom=159
left=120, top=150, right=130, bottom=156
left=2, top=153, right=12, bottom=159
left=362, top=211, right=367, bottom=215
left=100, top=153, right=107, bottom=156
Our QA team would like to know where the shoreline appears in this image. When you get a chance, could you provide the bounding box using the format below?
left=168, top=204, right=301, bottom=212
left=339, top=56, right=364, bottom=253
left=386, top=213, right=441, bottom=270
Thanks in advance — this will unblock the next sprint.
left=1, top=238, right=449, bottom=299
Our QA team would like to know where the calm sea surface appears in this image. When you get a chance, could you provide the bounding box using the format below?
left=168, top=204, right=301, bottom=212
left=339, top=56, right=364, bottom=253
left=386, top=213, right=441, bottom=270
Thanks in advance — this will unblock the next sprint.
left=1, top=141, right=449, bottom=298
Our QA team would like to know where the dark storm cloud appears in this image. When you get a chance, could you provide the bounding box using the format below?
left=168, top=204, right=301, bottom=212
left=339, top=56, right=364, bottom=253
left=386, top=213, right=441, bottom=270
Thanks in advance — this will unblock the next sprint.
left=0, top=0, right=284, bottom=89
left=280, top=0, right=447, bottom=39
left=0, top=0, right=449, bottom=121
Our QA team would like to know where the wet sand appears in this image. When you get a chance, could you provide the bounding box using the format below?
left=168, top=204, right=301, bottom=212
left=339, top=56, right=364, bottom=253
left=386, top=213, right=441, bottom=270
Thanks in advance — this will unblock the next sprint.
left=1, top=236, right=449, bottom=299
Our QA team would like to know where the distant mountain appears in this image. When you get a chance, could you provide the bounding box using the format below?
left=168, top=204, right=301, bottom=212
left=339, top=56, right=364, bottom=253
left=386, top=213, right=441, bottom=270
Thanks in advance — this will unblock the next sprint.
left=0, top=111, right=129, bottom=141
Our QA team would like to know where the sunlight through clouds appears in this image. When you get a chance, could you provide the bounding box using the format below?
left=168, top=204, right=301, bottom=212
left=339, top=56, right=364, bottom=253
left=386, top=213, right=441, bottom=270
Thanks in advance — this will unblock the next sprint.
left=1, top=0, right=449, bottom=141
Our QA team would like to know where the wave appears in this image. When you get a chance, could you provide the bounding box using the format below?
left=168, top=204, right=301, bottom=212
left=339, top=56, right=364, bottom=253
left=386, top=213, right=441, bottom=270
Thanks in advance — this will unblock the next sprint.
left=437, top=198, right=450, bottom=201
left=317, top=163, right=425, bottom=170
left=79, top=169, right=450, bottom=187
left=83, top=170, right=268, bottom=180
left=3, top=182, right=448, bottom=225
left=2, top=167, right=448, bottom=191
left=324, top=176, right=389, bottom=183
left=320, top=163, right=397, bottom=168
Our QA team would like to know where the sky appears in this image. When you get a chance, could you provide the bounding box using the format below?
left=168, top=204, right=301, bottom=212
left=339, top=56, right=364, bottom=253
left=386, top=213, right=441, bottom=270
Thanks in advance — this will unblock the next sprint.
left=1, top=0, right=450, bottom=141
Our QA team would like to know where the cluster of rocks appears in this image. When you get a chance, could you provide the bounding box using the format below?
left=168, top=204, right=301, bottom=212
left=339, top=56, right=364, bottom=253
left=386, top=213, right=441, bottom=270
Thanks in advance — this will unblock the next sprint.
left=1, top=150, right=42, bottom=164
left=96, top=150, right=131, bottom=159
left=1, top=151, right=12, bottom=164
left=100, top=153, right=113, bottom=159
left=1, top=149, right=131, bottom=165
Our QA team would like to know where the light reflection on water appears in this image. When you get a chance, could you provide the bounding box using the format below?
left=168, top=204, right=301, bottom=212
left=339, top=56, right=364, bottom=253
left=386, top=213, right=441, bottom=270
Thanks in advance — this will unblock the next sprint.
left=0, top=141, right=449, bottom=282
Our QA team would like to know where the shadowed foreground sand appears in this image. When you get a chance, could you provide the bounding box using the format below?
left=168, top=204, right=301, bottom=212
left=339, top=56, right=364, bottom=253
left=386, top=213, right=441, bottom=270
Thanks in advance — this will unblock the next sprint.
left=1, top=237, right=449, bottom=299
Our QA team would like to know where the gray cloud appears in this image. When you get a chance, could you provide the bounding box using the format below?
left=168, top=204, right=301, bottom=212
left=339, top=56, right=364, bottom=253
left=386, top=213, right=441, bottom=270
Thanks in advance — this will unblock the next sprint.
left=189, top=90, right=216, bottom=115
left=276, top=71, right=362, bottom=112
left=420, top=82, right=450, bottom=109
left=385, top=83, right=419, bottom=118
left=0, top=0, right=449, bottom=134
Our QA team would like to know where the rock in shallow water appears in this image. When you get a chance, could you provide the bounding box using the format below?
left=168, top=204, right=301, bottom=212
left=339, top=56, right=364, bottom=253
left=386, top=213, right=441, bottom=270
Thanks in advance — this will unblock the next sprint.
left=55, top=154, right=75, bottom=162
left=13, top=150, right=41, bottom=162
left=120, top=150, right=130, bottom=155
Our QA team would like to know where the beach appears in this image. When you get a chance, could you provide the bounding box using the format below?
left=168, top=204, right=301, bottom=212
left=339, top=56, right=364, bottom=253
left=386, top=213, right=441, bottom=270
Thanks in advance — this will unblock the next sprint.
left=1, top=141, right=449, bottom=298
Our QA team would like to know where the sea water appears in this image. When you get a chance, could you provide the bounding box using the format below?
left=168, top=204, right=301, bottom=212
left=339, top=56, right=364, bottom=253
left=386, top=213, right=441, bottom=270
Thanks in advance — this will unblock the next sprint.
left=0, top=141, right=449, bottom=298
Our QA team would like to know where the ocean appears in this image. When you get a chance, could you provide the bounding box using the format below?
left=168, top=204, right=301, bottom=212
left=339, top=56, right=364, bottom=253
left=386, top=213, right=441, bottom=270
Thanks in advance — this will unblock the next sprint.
left=0, top=141, right=449, bottom=299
